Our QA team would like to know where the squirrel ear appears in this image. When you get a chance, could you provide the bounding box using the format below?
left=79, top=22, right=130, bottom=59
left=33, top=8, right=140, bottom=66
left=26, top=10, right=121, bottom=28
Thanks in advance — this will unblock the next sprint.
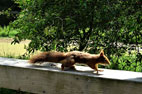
left=100, top=50, right=104, bottom=56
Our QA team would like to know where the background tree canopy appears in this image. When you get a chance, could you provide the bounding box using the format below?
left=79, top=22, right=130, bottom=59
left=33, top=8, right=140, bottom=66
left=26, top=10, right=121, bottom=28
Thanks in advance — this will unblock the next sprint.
left=11, top=0, right=142, bottom=55
left=0, top=0, right=20, bottom=26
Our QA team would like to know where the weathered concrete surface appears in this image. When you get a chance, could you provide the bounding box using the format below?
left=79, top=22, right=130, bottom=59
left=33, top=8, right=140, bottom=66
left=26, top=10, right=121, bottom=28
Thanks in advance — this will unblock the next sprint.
left=0, top=57, right=142, bottom=94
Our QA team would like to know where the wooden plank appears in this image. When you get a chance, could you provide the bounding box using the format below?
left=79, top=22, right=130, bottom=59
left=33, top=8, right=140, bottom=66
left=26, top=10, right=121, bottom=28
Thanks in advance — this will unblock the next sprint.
left=0, top=57, right=142, bottom=94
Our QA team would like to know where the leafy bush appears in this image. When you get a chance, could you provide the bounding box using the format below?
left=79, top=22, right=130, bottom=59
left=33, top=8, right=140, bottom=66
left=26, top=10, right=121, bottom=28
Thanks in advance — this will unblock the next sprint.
left=0, top=26, right=18, bottom=38
left=109, top=52, right=142, bottom=72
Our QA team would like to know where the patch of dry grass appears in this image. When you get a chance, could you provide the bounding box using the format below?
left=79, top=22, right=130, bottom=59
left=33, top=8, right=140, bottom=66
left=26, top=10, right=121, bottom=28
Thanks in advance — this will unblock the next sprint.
left=0, top=38, right=30, bottom=58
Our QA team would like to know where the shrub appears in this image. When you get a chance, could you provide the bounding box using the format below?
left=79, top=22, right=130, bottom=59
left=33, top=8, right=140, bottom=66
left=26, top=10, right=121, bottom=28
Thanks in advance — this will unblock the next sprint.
left=109, top=52, right=142, bottom=72
left=0, top=26, right=18, bottom=38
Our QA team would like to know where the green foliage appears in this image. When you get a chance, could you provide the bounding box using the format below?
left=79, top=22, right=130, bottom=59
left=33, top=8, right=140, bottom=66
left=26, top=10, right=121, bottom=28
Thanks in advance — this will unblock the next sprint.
left=109, top=52, right=142, bottom=72
left=0, top=26, right=18, bottom=37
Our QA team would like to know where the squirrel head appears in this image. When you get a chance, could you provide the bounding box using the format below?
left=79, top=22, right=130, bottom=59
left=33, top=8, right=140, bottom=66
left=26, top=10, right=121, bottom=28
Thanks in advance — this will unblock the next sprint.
left=98, top=50, right=110, bottom=65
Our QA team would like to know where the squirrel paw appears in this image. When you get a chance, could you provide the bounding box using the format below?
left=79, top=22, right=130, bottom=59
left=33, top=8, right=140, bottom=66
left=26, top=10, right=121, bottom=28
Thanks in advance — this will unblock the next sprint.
left=96, top=70, right=104, bottom=74
left=98, top=70, right=104, bottom=72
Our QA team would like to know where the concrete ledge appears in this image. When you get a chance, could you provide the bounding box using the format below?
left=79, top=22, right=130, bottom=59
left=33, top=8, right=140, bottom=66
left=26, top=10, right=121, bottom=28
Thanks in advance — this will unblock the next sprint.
left=0, top=57, right=142, bottom=94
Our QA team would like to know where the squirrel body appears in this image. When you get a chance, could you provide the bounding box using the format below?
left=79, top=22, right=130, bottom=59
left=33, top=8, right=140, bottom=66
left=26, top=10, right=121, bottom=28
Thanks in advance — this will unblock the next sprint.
left=29, top=50, right=110, bottom=74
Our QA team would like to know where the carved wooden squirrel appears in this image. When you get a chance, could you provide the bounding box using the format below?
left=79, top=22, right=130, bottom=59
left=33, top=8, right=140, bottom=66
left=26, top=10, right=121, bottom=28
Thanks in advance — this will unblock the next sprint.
left=29, top=50, right=110, bottom=74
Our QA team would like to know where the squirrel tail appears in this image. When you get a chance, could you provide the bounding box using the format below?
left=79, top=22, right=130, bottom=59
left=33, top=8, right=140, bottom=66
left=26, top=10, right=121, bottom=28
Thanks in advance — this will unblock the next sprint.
left=29, top=51, right=67, bottom=64
left=29, top=52, right=49, bottom=64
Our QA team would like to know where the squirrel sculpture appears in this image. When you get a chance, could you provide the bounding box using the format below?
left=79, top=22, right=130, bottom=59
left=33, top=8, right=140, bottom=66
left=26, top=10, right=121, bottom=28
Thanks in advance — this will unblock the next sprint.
left=29, top=50, right=110, bottom=74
